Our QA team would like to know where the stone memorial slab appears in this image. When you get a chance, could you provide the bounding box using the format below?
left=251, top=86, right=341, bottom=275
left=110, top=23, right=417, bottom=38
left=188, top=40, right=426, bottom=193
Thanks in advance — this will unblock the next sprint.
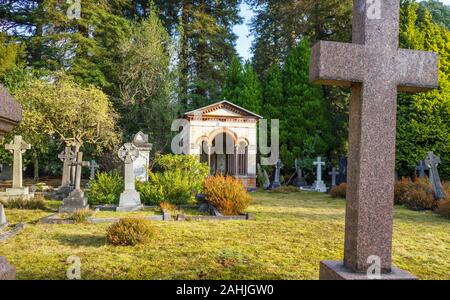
left=424, top=152, right=445, bottom=200
left=293, top=158, right=307, bottom=187
left=310, top=0, right=438, bottom=279
left=132, top=131, right=153, bottom=182
left=313, top=157, right=327, bottom=193
left=117, top=143, right=143, bottom=211
left=416, top=160, right=426, bottom=179
left=59, top=152, right=90, bottom=213
left=0, top=256, right=15, bottom=280
left=269, top=159, right=283, bottom=189
left=329, top=167, right=337, bottom=187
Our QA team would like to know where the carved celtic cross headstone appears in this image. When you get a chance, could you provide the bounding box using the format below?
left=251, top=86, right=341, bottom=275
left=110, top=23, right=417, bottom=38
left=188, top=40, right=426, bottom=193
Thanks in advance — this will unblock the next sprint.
left=424, top=152, right=445, bottom=200
left=5, top=135, right=30, bottom=189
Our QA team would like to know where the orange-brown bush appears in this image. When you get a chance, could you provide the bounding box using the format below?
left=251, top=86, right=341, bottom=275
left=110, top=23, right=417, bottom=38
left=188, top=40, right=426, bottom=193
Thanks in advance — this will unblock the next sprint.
left=436, top=199, right=450, bottom=219
left=159, top=201, right=177, bottom=212
left=394, top=177, right=437, bottom=211
left=203, top=176, right=252, bottom=216
left=106, top=217, right=157, bottom=246
left=330, top=183, right=347, bottom=199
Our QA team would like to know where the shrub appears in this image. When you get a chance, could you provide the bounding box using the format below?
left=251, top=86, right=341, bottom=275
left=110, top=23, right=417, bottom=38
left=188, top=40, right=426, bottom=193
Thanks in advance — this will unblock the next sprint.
left=436, top=199, right=450, bottom=219
left=394, top=177, right=437, bottom=211
left=0, top=196, right=47, bottom=210
left=159, top=201, right=177, bottom=212
left=138, top=154, right=209, bottom=205
left=68, top=209, right=93, bottom=223
left=106, top=217, right=157, bottom=246
left=203, top=176, right=252, bottom=216
left=87, top=171, right=123, bottom=205
left=330, top=183, right=347, bottom=199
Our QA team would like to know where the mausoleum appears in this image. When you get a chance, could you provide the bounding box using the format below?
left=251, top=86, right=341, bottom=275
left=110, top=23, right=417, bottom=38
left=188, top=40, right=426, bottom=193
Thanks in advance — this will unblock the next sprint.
left=183, top=100, right=261, bottom=189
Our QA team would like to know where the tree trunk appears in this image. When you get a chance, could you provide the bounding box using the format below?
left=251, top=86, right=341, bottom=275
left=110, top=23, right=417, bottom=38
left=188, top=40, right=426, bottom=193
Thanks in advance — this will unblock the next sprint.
left=180, top=0, right=190, bottom=111
left=33, top=152, right=39, bottom=183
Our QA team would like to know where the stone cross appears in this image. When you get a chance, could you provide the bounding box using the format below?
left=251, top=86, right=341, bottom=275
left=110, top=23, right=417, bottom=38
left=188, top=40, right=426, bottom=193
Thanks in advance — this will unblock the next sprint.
left=424, top=152, right=445, bottom=200
left=415, top=160, right=426, bottom=179
left=293, top=158, right=307, bottom=187
left=117, top=143, right=142, bottom=211
left=4, top=135, right=31, bottom=189
left=89, top=160, right=99, bottom=180
left=313, top=157, right=327, bottom=193
left=310, top=0, right=438, bottom=279
left=58, top=146, right=75, bottom=187
left=270, top=159, right=283, bottom=189
left=59, top=151, right=90, bottom=213
left=329, top=167, right=337, bottom=187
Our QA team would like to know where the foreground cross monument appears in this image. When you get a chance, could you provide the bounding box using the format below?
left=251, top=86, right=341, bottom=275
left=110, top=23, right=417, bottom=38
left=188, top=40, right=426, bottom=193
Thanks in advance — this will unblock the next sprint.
left=310, top=0, right=438, bottom=279
left=4, top=135, right=32, bottom=198
left=117, top=143, right=143, bottom=211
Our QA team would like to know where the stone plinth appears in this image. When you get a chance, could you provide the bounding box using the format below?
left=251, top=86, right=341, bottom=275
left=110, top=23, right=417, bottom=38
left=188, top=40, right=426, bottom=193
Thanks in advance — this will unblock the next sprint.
left=319, top=261, right=416, bottom=280
left=59, top=190, right=89, bottom=213
left=117, top=189, right=143, bottom=212
left=0, top=256, right=16, bottom=280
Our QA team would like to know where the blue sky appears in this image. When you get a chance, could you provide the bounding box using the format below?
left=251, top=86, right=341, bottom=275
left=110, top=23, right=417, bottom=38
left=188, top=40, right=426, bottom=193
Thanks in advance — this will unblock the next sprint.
left=234, top=0, right=450, bottom=61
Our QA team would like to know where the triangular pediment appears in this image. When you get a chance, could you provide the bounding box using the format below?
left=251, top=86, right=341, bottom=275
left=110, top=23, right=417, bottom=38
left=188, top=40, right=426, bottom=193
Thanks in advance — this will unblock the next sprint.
left=184, top=100, right=262, bottom=119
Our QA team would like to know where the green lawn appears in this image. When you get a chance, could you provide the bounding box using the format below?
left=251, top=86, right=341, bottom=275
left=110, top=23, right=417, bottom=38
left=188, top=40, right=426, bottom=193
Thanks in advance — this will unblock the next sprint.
left=1, top=191, right=449, bottom=280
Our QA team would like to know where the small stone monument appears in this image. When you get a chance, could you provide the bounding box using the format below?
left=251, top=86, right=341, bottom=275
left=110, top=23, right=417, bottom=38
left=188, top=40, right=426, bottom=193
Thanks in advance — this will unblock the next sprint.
left=424, top=152, right=445, bottom=200
left=3, top=135, right=32, bottom=198
left=337, top=157, right=347, bottom=185
left=59, top=152, right=90, bottom=213
left=269, top=159, right=283, bottom=189
left=293, top=158, right=307, bottom=187
left=89, top=160, right=99, bottom=180
left=310, top=0, right=438, bottom=280
left=329, top=167, right=337, bottom=187
left=118, top=143, right=143, bottom=211
left=132, top=131, right=153, bottom=182
left=313, top=157, right=327, bottom=193
left=0, top=256, right=15, bottom=280
left=257, top=164, right=270, bottom=189
left=54, top=146, right=76, bottom=199
left=0, top=204, right=6, bottom=227
left=415, top=160, right=426, bottom=179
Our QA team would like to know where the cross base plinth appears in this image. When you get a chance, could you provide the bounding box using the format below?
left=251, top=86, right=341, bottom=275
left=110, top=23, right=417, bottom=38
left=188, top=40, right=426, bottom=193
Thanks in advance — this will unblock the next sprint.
left=59, top=190, right=89, bottom=213
left=313, top=181, right=327, bottom=193
left=52, top=185, right=74, bottom=200
left=117, top=190, right=142, bottom=212
left=319, top=261, right=416, bottom=280
left=0, top=187, right=34, bottom=201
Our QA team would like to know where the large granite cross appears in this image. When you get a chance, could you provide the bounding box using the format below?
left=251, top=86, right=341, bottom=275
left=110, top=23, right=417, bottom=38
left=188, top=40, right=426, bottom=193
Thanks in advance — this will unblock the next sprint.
left=5, top=135, right=31, bottom=189
left=310, top=0, right=438, bottom=279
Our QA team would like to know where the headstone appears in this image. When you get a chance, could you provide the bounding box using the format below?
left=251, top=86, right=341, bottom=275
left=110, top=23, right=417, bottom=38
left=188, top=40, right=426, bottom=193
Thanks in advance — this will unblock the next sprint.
left=54, top=146, right=76, bottom=199
left=310, top=0, right=437, bottom=279
left=89, top=160, right=100, bottom=180
left=313, top=157, right=327, bottom=193
left=0, top=204, right=6, bottom=227
left=117, top=143, right=143, bottom=211
left=4, top=135, right=32, bottom=197
left=337, top=157, right=347, bottom=185
left=415, top=160, right=426, bottom=179
left=132, top=131, right=153, bottom=182
left=0, top=163, right=12, bottom=181
left=59, top=152, right=90, bottom=213
left=257, top=164, right=271, bottom=189
left=293, top=158, right=307, bottom=187
left=329, top=167, right=337, bottom=187
left=269, top=159, right=283, bottom=189
left=424, top=152, right=445, bottom=200
left=0, top=256, right=15, bottom=280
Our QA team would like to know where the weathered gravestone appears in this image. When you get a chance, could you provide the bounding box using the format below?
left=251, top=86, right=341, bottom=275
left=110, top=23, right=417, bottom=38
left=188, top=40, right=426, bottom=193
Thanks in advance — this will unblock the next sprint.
left=132, top=131, right=152, bottom=182
left=3, top=135, right=32, bottom=198
left=337, top=156, right=347, bottom=185
left=310, top=0, right=438, bottom=279
left=0, top=204, right=6, bottom=227
left=0, top=256, right=15, bottom=280
left=293, top=158, right=307, bottom=187
left=313, top=157, right=327, bottom=193
left=117, top=143, right=143, bottom=211
left=89, top=160, right=99, bottom=180
left=329, top=167, right=337, bottom=188
left=424, top=152, right=446, bottom=200
left=416, top=160, right=426, bottom=179
left=54, top=146, right=76, bottom=199
left=59, top=152, right=90, bottom=213
left=257, top=163, right=271, bottom=189
left=269, top=159, right=283, bottom=189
